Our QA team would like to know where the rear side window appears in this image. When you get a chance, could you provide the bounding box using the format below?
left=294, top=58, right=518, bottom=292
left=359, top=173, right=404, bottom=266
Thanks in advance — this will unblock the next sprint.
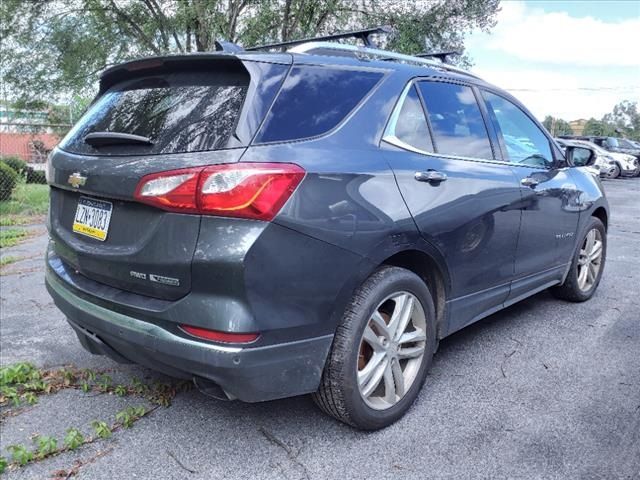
left=482, top=91, right=553, bottom=168
left=417, top=81, right=493, bottom=159
left=61, top=72, right=248, bottom=156
left=393, top=86, right=433, bottom=152
left=256, top=66, right=383, bottom=143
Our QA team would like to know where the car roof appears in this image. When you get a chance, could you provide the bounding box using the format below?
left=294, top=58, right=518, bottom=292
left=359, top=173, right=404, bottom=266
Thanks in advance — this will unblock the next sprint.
left=99, top=48, right=517, bottom=112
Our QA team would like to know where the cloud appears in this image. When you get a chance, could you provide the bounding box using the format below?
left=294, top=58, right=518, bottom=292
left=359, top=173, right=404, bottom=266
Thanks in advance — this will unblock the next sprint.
left=465, top=1, right=640, bottom=120
left=475, top=1, right=640, bottom=67
left=472, top=67, right=634, bottom=120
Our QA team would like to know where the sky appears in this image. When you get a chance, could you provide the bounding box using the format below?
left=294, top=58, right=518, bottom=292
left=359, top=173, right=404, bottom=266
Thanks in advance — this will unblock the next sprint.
left=465, top=0, right=640, bottom=121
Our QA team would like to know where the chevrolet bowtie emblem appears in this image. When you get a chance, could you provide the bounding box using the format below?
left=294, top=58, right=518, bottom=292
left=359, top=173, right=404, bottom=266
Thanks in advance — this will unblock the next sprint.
left=68, top=172, right=87, bottom=188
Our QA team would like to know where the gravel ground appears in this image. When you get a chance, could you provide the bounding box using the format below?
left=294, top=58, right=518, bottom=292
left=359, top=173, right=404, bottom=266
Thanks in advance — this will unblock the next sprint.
left=0, top=178, right=638, bottom=480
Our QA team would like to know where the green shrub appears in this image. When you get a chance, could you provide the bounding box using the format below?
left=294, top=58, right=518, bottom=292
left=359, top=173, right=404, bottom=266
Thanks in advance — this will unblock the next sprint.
left=26, top=167, right=47, bottom=184
left=1, top=156, right=28, bottom=176
left=0, top=162, right=18, bottom=201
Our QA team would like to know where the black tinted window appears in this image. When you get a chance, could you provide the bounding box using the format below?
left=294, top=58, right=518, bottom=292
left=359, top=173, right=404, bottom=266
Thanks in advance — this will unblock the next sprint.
left=256, top=66, right=383, bottom=143
left=393, top=86, right=433, bottom=152
left=61, top=72, right=248, bottom=156
left=417, top=82, right=493, bottom=159
left=482, top=91, right=552, bottom=168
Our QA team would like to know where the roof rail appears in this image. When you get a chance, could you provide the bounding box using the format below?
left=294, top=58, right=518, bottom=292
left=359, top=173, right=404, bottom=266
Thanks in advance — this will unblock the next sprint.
left=246, top=25, right=392, bottom=51
left=416, top=50, right=462, bottom=65
left=288, top=42, right=481, bottom=80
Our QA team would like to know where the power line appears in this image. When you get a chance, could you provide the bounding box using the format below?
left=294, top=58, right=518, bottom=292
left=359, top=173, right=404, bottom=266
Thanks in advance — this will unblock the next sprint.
left=506, top=86, right=640, bottom=92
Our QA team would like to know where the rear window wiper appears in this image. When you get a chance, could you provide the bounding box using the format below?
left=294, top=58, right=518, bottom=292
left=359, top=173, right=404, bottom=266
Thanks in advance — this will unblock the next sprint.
left=84, top=132, right=154, bottom=148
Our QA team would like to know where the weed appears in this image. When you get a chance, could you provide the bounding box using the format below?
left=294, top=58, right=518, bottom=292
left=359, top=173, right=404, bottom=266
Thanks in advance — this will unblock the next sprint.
left=131, top=377, right=148, bottom=395
left=97, top=374, right=112, bottom=391
left=114, top=384, right=128, bottom=396
left=116, top=406, right=146, bottom=428
left=0, top=455, right=7, bottom=474
left=6, top=444, right=32, bottom=466
left=34, top=435, right=58, bottom=458
left=91, top=420, right=112, bottom=439
left=0, top=362, right=40, bottom=385
left=21, top=391, right=38, bottom=405
left=63, top=428, right=84, bottom=451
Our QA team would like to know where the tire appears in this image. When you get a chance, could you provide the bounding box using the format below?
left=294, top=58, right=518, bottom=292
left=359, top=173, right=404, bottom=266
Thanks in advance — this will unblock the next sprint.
left=607, top=163, right=620, bottom=179
left=312, top=266, right=437, bottom=430
left=551, top=217, right=606, bottom=302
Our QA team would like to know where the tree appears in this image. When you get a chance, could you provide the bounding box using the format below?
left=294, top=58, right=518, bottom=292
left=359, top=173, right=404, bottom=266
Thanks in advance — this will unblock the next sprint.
left=582, top=118, right=616, bottom=137
left=542, top=115, right=574, bottom=136
left=1, top=0, right=499, bottom=105
left=602, top=100, right=640, bottom=139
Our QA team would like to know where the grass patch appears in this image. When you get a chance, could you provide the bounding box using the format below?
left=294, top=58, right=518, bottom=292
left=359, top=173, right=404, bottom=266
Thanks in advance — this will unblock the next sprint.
left=0, top=255, right=20, bottom=267
left=0, top=183, right=49, bottom=218
left=0, top=215, right=37, bottom=227
left=0, top=229, right=28, bottom=248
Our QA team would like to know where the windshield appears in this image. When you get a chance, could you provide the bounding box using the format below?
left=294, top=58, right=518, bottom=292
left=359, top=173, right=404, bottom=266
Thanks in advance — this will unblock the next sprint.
left=605, top=137, right=619, bottom=148
left=618, top=138, right=638, bottom=149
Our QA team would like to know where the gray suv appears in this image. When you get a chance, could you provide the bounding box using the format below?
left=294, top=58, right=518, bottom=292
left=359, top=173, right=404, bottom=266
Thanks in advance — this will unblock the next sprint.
left=46, top=37, right=609, bottom=429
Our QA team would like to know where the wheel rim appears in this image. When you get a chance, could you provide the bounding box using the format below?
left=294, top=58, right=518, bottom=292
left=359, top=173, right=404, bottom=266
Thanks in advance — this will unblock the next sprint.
left=356, top=292, right=427, bottom=410
left=577, top=228, right=603, bottom=292
left=609, top=165, right=620, bottom=178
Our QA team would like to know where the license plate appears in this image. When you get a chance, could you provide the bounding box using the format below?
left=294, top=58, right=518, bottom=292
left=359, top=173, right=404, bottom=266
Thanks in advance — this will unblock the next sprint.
left=73, top=197, right=113, bottom=241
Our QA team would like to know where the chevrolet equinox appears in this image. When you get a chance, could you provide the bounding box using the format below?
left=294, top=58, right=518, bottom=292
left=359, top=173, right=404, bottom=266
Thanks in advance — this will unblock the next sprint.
left=45, top=37, right=609, bottom=430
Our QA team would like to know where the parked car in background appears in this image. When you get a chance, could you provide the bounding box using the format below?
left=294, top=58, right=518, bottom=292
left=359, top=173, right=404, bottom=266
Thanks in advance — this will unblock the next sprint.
left=559, top=136, right=640, bottom=177
left=555, top=138, right=616, bottom=178
left=559, top=135, right=640, bottom=162
left=557, top=138, right=639, bottom=178
left=45, top=32, right=610, bottom=430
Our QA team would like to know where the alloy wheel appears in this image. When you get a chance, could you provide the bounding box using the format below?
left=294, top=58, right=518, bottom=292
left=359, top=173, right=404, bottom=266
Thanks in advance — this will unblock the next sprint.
left=577, top=228, right=603, bottom=292
left=357, top=292, right=427, bottom=410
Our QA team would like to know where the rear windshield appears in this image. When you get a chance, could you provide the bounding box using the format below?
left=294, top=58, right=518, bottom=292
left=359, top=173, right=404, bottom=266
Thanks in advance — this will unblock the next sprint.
left=60, top=71, right=248, bottom=156
left=255, top=66, right=384, bottom=143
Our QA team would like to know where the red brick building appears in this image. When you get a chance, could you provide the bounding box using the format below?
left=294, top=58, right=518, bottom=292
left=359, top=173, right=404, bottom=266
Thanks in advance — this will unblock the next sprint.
left=0, top=132, right=60, bottom=163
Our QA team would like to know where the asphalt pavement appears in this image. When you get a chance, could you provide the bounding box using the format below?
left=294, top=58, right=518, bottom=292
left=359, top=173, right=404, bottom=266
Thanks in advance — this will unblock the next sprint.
left=0, top=178, right=638, bottom=479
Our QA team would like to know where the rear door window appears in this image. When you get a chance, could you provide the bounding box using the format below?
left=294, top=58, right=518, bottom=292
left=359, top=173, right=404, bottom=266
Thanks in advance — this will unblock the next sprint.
left=60, top=71, right=249, bottom=156
left=255, top=66, right=383, bottom=143
left=417, top=81, right=493, bottom=159
left=482, top=91, right=553, bottom=168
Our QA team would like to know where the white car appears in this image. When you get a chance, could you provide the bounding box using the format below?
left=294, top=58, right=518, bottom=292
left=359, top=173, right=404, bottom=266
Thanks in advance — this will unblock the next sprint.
left=555, top=139, right=613, bottom=178
left=565, top=139, right=638, bottom=178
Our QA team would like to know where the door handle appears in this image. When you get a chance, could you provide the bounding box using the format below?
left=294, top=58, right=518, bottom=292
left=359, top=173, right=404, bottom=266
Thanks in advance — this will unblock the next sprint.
left=415, top=170, right=447, bottom=184
left=520, top=176, right=539, bottom=188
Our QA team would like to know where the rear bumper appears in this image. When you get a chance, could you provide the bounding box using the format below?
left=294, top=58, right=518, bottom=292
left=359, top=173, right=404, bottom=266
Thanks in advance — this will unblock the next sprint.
left=46, top=262, right=333, bottom=402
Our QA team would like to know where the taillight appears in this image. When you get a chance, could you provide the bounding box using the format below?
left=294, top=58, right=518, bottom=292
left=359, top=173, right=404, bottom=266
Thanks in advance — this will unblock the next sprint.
left=180, top=324, right=259, bottom=344
left=133, top=163, right=304, bottom=220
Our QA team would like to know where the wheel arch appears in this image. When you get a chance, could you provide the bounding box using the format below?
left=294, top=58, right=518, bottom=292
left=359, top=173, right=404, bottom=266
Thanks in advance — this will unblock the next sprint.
left=592, top=206, right=608, bottom=231
left=379, top=249, right=449, bottom=339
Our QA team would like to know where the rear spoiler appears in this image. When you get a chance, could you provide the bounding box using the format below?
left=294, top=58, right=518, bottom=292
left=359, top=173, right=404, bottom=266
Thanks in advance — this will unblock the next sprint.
left=98, top=52, right=291, bottom=96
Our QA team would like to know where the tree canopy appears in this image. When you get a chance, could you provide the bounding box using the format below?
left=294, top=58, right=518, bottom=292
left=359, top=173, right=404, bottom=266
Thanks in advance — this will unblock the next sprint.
left=542, top=116, right=574, bottom=136
left=1, top=0, right=499, bottom=106
left=541, top=101, right=640, bottom=141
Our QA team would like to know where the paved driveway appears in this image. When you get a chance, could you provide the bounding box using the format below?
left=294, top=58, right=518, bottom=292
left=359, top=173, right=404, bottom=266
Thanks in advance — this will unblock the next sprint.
left=1, top=179, right=638, bottom=479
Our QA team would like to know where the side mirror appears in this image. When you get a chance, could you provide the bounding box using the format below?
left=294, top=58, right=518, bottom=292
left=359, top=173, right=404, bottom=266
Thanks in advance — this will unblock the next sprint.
left=566, top=146, right=596, bottom=167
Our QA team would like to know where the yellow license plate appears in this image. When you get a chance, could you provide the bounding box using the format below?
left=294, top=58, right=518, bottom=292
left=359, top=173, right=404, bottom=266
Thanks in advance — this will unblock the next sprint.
left=72, top=197, right=113, bottom=241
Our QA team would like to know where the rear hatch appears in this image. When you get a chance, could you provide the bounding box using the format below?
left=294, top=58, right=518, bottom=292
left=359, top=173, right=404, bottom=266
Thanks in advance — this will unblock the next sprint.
left=48, top=53, right=291, bottom=300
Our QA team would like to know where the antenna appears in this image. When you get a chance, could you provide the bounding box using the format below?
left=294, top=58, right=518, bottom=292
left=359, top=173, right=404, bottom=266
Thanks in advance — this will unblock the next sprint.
left=246, top=25, right=393, bottom=51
